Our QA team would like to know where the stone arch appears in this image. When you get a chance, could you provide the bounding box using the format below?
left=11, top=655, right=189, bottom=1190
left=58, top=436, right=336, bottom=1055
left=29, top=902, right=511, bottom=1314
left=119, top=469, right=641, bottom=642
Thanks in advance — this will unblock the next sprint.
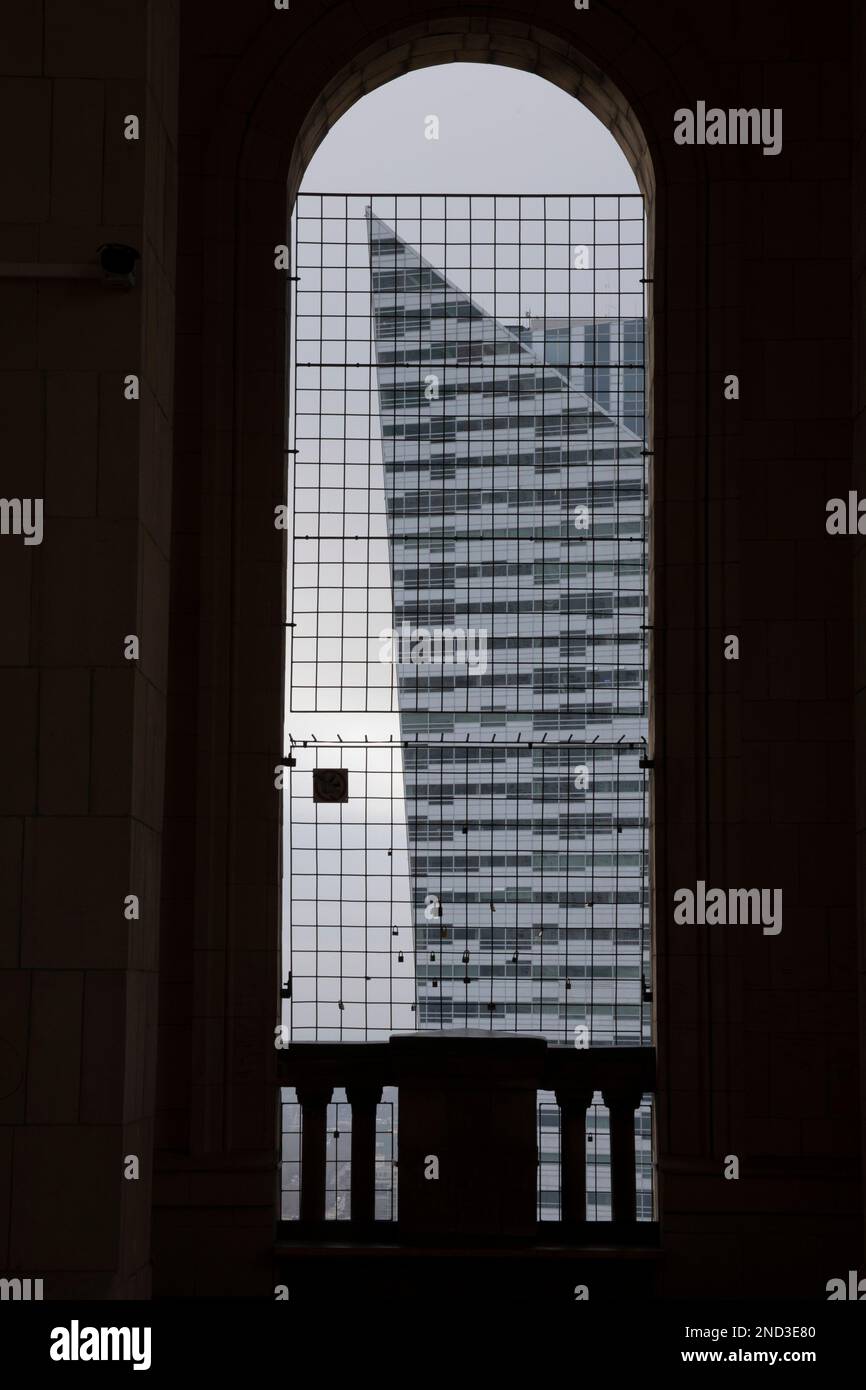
left=286, top=20, right=656, bottom=211
left=159, top=1, right=706, bottom=1291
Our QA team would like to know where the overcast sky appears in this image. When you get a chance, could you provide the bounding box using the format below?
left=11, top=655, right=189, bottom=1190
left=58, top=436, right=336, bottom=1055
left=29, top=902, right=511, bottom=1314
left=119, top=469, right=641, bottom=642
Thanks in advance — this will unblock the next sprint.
left=301, top=64, right=638, bottom=195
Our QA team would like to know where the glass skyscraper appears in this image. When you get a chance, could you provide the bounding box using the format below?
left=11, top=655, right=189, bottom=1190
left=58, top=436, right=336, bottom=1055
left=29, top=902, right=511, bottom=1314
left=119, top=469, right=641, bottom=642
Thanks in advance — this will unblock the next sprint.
left=368, top=211, right=649, bottom=1053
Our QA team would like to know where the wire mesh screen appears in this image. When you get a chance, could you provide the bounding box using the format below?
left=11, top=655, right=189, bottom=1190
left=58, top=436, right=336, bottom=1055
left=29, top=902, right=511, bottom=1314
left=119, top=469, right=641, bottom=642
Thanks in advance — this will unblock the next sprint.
left=286, top=736, right=647, bottom=1041
left=286, top=742, right=417, bottom=1040
left=289, top=193, right=646, bottom=717
left=285, top=192, right=649, bottom=1047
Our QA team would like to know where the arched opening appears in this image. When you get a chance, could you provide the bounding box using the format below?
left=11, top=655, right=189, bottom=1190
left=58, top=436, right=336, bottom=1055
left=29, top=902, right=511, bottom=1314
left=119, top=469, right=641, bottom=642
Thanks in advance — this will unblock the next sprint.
left=277, top=55, right=654, bottom=1229
left=143, top=0, right=865, bottom=1305
left=287, top=20, right=655, bottom=212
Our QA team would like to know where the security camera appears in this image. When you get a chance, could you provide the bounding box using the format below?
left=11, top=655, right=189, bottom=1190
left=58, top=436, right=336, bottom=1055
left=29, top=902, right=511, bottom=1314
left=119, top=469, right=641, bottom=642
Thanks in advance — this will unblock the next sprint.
left=97, top=243, right=141, bottom=287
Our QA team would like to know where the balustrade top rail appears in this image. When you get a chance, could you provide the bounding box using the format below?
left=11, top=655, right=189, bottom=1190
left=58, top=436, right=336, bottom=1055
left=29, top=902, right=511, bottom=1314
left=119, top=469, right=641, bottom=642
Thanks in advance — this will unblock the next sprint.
left=278, top=1032, right=656, bottom=1095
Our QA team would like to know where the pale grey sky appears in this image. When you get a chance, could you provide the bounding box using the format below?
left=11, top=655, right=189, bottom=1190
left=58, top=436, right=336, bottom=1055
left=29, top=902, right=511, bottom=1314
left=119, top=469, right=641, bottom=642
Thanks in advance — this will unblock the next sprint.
left=301, top=64, right=638, bottom=195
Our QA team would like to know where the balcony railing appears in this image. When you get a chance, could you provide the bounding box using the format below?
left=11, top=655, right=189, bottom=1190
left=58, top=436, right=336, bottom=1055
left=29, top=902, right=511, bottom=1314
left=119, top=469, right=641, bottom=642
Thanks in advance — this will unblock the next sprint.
left=277, top=1032, right=656, bottom=1247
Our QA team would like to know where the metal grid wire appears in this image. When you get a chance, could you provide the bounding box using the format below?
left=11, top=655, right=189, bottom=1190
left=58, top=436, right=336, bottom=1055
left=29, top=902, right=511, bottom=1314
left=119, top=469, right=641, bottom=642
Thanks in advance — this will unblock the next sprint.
left=286, top=737, right=648, bottom=1042
left=289, top=193, right=646, bottom=717
left=284, top=193, right=649, bottom=1046
left=285, top=742, right=417, bottom=1040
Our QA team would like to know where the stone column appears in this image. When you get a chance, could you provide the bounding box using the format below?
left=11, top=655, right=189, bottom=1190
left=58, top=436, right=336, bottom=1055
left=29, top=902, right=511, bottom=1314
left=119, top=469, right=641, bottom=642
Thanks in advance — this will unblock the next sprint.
left=346, top=1084, right=382, bottom=1225
left=602, top=1085, right=644, bottom=1224
left=555, top=1086, right=594, bottom=1225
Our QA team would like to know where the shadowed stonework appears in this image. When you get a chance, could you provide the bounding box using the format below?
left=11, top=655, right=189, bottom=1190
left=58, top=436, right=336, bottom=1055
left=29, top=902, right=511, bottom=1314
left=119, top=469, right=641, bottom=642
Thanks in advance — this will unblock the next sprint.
left=0, top=0, right=863, bottom=1305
